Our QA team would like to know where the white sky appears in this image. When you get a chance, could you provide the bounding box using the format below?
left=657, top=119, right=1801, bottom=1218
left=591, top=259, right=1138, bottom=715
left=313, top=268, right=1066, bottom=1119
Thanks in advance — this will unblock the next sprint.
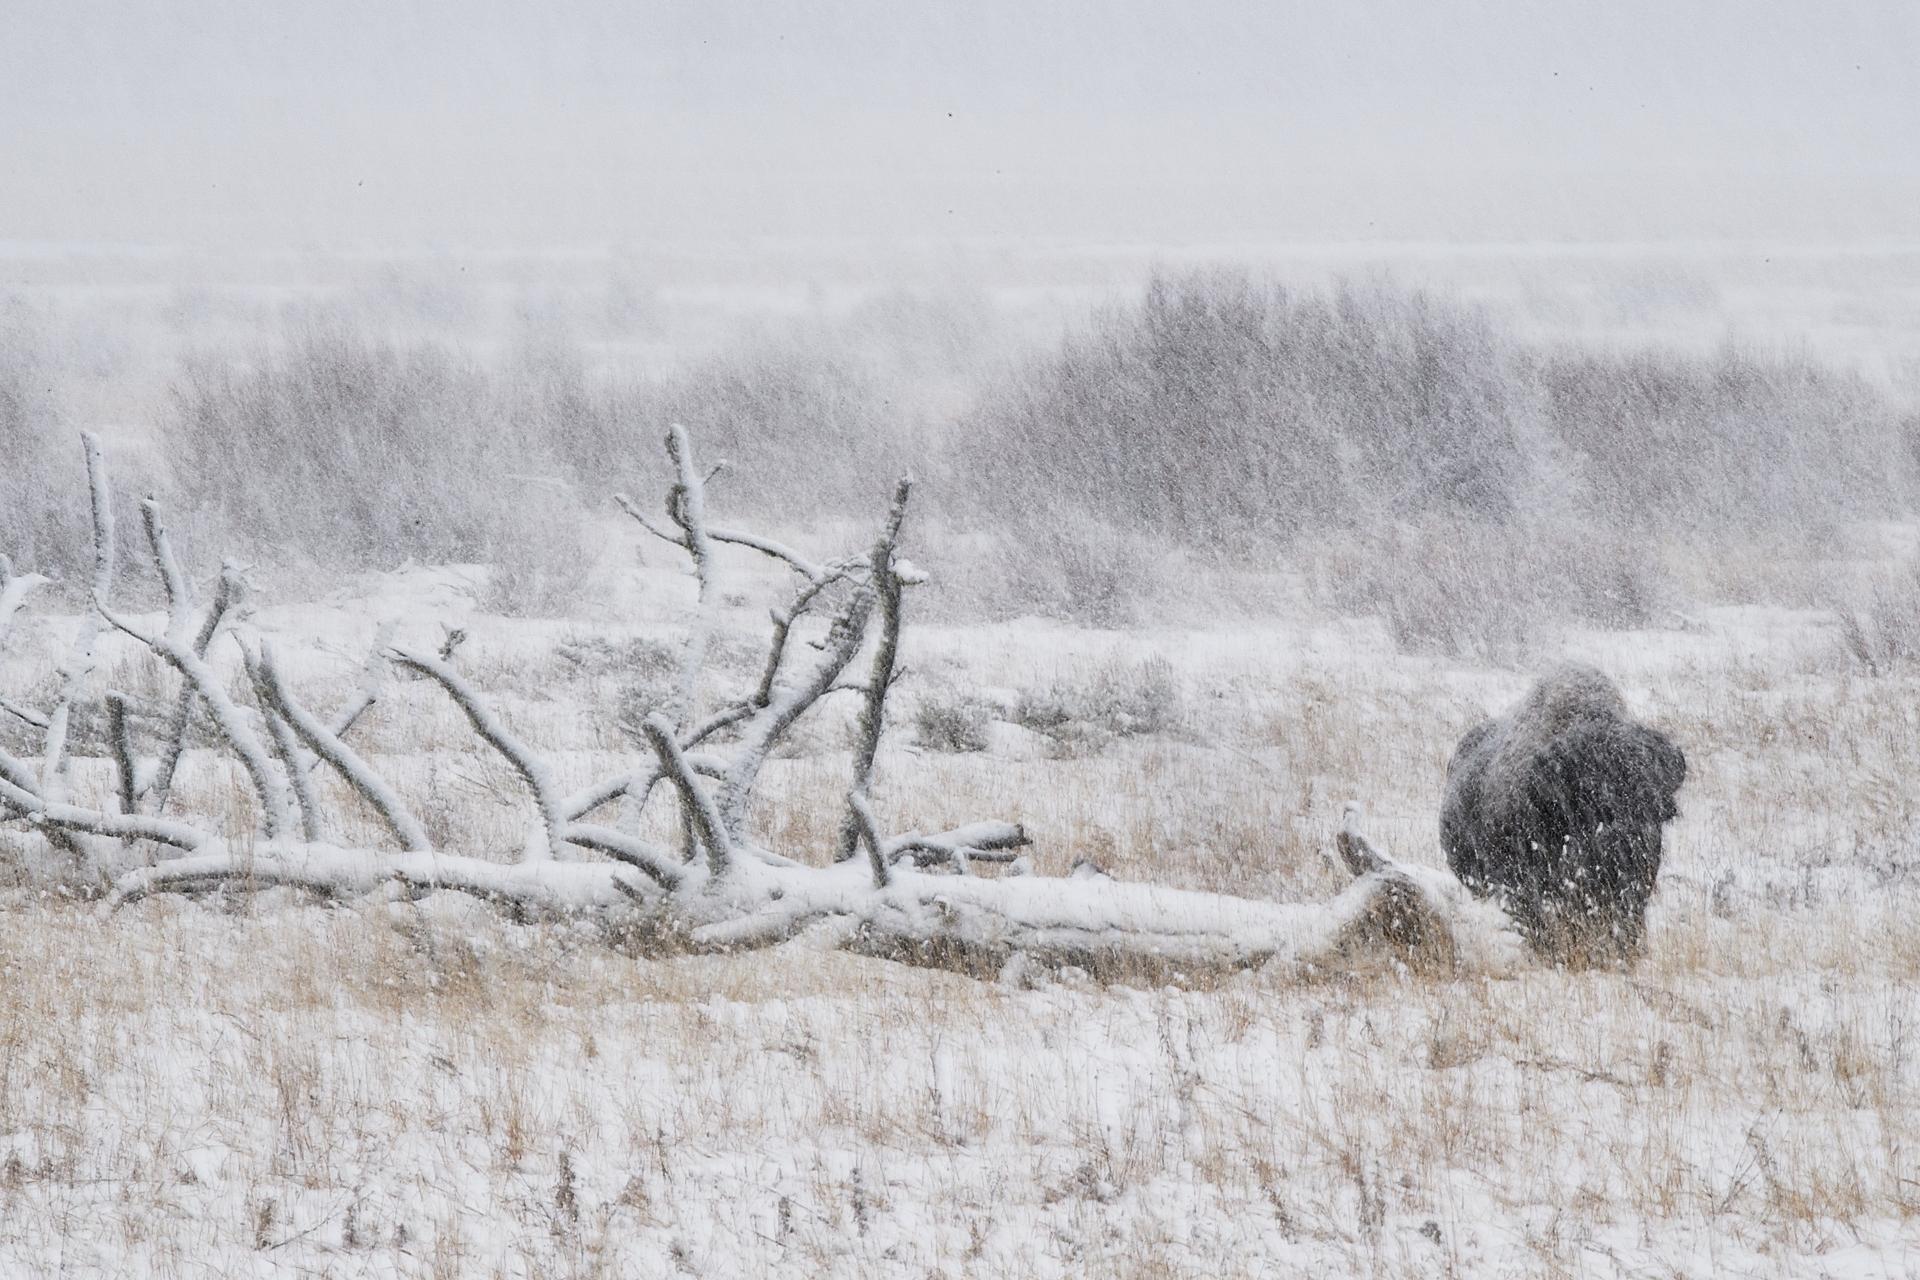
left=4, top=0, right=1916, bottom=248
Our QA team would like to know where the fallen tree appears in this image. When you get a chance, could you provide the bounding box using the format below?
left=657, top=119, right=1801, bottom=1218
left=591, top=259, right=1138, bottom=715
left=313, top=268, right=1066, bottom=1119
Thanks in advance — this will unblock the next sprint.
left=0, top=428, right=1523, bottom=979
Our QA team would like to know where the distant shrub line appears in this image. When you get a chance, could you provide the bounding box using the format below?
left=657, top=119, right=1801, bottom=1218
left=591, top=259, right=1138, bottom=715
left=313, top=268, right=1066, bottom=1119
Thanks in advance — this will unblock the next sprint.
left=4, top=270, right=1914, bottom=650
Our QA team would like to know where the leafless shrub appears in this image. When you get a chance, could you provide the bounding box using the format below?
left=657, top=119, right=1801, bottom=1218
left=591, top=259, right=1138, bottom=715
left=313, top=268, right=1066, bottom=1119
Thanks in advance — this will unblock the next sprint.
left=913, top=695, right=993, bottom=754
left=1309, top=518, right=1671, bottom=662
left=957, top=271, right=1543, bottom=542
left=0, top=299, right=90, bottom=581
left=1539, top=344, right=1907, bottom=535
left=605, top=640, right=684, bottom=727
left=519, top=336, right=919, bottom=521
left=1012, top=657, right=1184, bottom=755
left=928, top=514, right=1195, bottom=629
left=555, top=633, right=679, bottom=681
left=164, top=321, right=585, bottom=596
left=481, top=536, right=598, bottom=618
left=950, top=271, right=1909, bottom=629
left=1834, top=559, right=1920, bottom=676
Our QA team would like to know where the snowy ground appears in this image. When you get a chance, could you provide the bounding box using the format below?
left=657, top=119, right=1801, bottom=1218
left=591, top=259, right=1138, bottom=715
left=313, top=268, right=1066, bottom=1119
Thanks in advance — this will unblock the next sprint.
left=3, top=543, right=1918, bottom=1277
left=3, top=241, right=1919, bottom=1274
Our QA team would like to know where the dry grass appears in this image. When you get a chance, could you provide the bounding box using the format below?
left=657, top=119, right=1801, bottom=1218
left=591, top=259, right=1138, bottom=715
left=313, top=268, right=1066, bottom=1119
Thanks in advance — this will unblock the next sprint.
left=0, top=891, right=1911, bottom=1276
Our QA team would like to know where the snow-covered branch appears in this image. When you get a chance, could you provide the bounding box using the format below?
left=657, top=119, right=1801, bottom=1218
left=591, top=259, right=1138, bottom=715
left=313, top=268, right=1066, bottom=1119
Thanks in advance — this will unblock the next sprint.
left=389, top=646, right=566, bottom=862
left=98, top=584, right=293, bottom=840
left=252, top=641, right=432, bottom=853
left=885, top=820, right=1031, bottom=870
left=105, top=692, right=140, bottom=817
left=39, top=433, right=117, bottom=804
left=836, top=476, right=913, bottom=863
left=307, top=619, right=394, bottom=772
left=662, top=422, right=718, bottom=728
left=102, top=843, right=657, bottom=913
left=640, top=713, right=734, bottom=875
left=0, top=770, right=210, bottom=852
left=149, top=564, right=242, bottom=813
left=845, top=790, right=891, bottom=888
left=717, top=583, right=876, bottom=835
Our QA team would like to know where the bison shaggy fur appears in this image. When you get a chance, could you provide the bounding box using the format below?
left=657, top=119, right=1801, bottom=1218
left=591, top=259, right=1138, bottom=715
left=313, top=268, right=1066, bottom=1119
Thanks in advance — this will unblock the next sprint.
left=1441, top=665, right=1686, bottom=965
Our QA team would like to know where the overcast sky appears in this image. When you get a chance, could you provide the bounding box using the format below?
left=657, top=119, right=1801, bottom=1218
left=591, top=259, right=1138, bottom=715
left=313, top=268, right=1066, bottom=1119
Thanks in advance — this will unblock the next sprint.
left=4, top=1, right=1916, bottom=249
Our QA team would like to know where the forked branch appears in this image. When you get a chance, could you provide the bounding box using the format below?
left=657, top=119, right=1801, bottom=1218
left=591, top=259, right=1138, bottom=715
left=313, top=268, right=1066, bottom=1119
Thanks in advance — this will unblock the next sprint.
left=253, top=643, right=432, bottom=853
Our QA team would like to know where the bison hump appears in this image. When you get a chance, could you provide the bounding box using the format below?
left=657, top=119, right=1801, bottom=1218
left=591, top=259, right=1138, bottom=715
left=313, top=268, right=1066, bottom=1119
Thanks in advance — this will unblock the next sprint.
left=1517, top=720, right=1685, bottom=829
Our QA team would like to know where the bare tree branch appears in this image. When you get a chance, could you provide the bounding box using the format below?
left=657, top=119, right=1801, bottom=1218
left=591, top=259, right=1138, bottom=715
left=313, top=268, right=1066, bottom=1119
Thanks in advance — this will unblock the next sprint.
left=149, top=564, right=242, bottom=813
left=254, top=643, right=432, bottom=853
left=663, top=423, right=718, bottom=729
left=105, top=692, right=140, bottom=816
left=98, top=503, right=292, bottom=840
left=846, top=790, right=891, bottom=889
left=716, top=583, right=876, bottom=835
left=390, top=646, right=564, bottom=862
left=885, top=821, right=1030, bottom=869
left=139, top=498, right=191, bottom=624
left=309, top=620, right=394, bottom=766
left=705, top=528, right=825, bottom=582
left=561, top=822, right=685, bottom=889
left=640, top=713, right=733, bottom=876
left=0, top=697, right=50, bottom=731
left=0, top=771, right=209, bottom=851
left=40, top=433, right=116, bottom=800
left=614, top=492, right=686, bottom=549
left=242, top=648, right=328, bottom=843
left=678, top=563, right=863, bottom=754
left=102, top=845, right=656, bottom=913
left=836, top=477, right=913, bottom=862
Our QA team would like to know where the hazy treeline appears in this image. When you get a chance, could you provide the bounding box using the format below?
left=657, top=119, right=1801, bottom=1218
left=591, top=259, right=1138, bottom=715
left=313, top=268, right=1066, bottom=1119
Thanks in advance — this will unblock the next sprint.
left=3, top=270, right=1914, bottom=654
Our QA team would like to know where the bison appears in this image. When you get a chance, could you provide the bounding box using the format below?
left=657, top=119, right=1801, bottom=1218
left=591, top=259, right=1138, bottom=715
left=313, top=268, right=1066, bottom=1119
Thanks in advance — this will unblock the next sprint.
left=1441, top=665, right=1686, bottom=965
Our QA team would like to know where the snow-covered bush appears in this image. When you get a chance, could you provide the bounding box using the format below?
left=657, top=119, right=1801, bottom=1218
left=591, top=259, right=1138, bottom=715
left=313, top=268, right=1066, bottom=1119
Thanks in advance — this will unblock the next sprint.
left=606, top=638, right=686, bottom=726
left=957, top=270, right=1542, bottom=544
left=951, top=271, right=1911, bottom=629
left=1835, top=558, right=1920, bottom=676
left=913, top=694, right=994, bottom=753
left=1308, top=518, right=1670, bottom=663
left=481, top=535, right=598, bottom=618
left=165, top=323, right=584, bottom=594
left=0, top=299, right=91, bottom=581
left=1539, top=345, right=1908, bottom=534
left=1012, top=657, right=1184, bottom=754
left=517, top=336, right=919, bottom=522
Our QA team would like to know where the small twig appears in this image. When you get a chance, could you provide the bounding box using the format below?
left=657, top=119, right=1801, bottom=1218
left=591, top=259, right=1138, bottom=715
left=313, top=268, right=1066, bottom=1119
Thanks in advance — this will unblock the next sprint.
left=0, top=696, right=50, bottom=731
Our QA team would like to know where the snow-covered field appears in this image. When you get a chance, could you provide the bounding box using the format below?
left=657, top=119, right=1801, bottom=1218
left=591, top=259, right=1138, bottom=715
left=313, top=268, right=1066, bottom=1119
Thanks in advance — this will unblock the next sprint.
left=3, top=539, right=1918, bottom=1277
left=4, top=242, right=1920, bottom=1275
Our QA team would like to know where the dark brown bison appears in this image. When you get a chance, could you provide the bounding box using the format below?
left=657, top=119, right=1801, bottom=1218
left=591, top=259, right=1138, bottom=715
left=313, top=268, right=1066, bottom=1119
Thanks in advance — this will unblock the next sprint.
left=1441, top=665, right=1685, bottom=965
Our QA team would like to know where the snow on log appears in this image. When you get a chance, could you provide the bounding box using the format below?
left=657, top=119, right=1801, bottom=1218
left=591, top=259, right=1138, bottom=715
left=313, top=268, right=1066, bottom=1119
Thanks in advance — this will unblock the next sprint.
left=885, top=820, right=1031, bottom=868
left=102, top=843, right=658, bottom=913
